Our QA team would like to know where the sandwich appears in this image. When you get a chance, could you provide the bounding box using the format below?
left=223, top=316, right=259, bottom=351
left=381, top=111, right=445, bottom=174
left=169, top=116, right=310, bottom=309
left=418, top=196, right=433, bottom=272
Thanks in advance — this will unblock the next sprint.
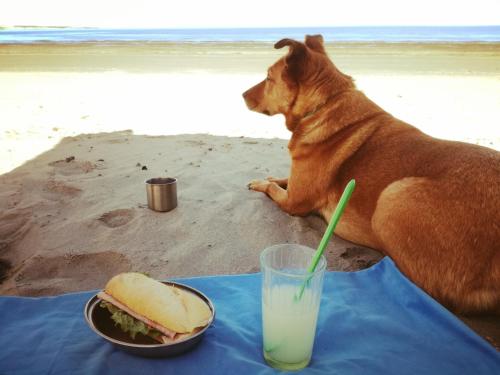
left=98, top=272, right=212, bottom=344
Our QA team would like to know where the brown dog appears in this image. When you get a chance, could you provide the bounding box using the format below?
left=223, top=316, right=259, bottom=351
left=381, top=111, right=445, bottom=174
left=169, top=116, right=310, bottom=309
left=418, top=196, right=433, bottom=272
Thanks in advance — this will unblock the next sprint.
left=243, top=35, right=500, bottom=314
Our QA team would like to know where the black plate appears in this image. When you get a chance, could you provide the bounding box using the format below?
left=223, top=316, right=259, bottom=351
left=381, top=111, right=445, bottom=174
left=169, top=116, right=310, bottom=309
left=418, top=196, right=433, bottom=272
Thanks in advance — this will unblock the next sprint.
left=84, top=281, right=215, bottom=358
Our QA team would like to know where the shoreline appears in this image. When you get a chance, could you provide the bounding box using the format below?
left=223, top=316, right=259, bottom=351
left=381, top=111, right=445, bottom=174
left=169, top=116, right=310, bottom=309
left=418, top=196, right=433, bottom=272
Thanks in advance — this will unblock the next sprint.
left=1, top=41, right=499, bottom=76
left=3, top=40, right=500, bottom=49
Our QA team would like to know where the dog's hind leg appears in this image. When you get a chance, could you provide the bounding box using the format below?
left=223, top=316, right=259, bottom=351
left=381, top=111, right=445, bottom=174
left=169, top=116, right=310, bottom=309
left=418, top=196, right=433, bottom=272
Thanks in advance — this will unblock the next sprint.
left=372, top=177, right=500, bottom=313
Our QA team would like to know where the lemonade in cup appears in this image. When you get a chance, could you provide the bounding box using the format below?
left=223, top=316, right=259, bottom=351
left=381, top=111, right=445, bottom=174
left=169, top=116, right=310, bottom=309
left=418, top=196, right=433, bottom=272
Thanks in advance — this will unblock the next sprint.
left=260, top=244, right=326, bottom=371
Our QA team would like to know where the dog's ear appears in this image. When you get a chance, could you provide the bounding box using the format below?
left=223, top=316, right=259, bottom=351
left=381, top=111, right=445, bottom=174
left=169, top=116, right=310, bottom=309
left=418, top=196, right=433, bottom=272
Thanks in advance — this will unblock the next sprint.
left=305, top=34, right=326, bottom=54
left=274, top=38, right=303, bottom=50
left=274, top=38, right=308, bottom=81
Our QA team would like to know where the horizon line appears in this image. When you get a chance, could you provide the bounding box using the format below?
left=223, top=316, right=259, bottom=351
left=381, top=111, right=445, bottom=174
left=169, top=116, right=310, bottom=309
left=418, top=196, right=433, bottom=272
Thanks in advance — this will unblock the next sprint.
left=2, top=24, right=500, bottom=30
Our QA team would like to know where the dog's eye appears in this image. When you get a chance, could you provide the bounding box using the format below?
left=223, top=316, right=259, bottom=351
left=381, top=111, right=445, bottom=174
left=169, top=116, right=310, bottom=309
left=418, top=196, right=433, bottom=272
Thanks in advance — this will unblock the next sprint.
left=266, top=75, right=273, bottom=82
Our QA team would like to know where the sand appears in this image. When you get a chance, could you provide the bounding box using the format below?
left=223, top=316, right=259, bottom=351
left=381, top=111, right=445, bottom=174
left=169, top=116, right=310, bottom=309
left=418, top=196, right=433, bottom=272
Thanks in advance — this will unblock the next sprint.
left=0, top=42, right=499, bottom=348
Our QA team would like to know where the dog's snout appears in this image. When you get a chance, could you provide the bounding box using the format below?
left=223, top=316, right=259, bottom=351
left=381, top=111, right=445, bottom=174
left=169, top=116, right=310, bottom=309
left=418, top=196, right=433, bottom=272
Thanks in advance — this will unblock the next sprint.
left=243, top=87, right=257, bottom=109
left=243, top=80, right=267, bottom=111
left=242, top=88, right=251, bottom=99
left=242, top=91, right=250, bottom=103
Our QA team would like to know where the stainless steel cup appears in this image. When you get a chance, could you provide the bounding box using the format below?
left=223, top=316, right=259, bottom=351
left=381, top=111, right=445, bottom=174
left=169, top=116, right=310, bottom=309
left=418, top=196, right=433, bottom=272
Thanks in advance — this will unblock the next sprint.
left=145, top=177, right=177, bottom=212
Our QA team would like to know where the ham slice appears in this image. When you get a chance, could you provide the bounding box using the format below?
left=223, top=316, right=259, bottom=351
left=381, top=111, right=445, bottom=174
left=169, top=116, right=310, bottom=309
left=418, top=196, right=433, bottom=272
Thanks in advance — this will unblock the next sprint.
left=97, top=291, right=177, bottom=340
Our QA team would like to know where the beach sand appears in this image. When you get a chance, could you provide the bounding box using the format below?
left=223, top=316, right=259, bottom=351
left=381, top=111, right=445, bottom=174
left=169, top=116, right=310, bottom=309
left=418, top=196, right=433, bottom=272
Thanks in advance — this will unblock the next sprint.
left=0, top=42, right=499, bottom=348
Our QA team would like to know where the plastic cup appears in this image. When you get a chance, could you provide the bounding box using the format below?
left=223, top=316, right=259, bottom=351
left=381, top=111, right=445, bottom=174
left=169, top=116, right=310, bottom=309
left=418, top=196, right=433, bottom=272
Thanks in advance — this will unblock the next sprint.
left=260, top=244, right=326, bottom=371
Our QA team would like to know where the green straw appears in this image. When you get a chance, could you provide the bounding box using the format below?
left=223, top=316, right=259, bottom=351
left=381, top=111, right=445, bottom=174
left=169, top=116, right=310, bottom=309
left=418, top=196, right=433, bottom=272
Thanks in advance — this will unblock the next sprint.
left=295, top=179, right=356, bottom=301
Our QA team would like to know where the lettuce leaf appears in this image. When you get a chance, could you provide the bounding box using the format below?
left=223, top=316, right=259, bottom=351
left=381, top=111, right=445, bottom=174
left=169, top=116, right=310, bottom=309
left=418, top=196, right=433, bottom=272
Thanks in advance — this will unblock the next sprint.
left=100, top=301, right=161, bottom=340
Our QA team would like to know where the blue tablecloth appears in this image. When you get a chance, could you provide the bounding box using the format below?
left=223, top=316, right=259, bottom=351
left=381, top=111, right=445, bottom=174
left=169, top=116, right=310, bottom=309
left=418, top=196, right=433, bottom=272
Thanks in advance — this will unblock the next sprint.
left=0, top=257, right=498, bottom=375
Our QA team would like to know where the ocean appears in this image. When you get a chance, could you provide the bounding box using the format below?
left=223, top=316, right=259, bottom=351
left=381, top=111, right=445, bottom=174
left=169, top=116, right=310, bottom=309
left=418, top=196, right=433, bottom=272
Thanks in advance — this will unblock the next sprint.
left=1, top=26, right=500, bottom=44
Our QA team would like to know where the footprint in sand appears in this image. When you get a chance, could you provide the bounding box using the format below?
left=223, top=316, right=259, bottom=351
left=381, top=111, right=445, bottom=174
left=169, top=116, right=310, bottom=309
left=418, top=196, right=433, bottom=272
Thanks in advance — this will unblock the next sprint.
left=0, top=208, right=32, bottom=252
left=42, top=179, right=82, bottom=201
left=98, top=209, right=134, bottom=228
left=49, top=158, right=96, bottom=176
left=11, top=251, right=131, bottom=296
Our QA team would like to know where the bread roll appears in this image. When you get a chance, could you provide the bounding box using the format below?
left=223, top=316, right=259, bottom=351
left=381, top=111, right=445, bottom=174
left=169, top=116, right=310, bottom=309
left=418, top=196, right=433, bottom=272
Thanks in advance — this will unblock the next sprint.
left=104, top=272, right=211, bottom=333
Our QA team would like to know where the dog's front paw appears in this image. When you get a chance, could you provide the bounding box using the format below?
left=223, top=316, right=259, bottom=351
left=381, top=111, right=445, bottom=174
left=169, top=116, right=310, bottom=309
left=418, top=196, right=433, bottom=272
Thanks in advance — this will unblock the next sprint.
left=247, top=179, right=270, bottom=193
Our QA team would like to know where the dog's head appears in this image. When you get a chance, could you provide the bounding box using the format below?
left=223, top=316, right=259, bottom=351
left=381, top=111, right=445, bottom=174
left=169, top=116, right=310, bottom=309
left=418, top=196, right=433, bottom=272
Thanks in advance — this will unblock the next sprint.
left=243, top=35, right=353, bottom=131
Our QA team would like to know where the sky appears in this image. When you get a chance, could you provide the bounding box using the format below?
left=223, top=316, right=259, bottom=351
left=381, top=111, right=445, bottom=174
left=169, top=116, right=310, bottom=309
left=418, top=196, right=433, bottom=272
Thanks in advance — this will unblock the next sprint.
left=1, top=0, right=499, bottom=28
